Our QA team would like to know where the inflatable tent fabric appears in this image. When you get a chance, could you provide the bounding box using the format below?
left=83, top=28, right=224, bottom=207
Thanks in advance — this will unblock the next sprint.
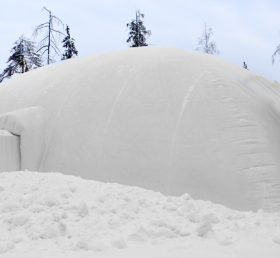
left=0, top=48, right=280, bottom=212
left=0, top=106, right=46, bottom=171
left=0, top=130, right=20, bottom=171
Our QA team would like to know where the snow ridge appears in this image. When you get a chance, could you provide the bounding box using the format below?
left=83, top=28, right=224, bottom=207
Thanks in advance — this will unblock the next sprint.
left=0, top=171, right=279, bottom=256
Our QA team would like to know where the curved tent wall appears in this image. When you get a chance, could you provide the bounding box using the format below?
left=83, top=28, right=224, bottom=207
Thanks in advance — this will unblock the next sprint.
left=0, top=48, right=280, bottom=211
left=0, top=130, right=20, bottom=171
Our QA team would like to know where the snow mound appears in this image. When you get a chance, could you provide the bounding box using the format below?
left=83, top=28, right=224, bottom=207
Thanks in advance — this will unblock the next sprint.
left=1, top=48, right=280, bottom=211
left=0, top=171, right=279, bottom=257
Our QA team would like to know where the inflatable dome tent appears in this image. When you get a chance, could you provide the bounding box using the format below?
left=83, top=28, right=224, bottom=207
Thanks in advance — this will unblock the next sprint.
left=0, top=48, right=280, bottom=212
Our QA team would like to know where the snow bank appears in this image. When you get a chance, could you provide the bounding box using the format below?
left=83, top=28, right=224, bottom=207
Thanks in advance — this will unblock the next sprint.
left=1, top=48, right=280, bottom=211
left=0, top=171, right=279, bottom=258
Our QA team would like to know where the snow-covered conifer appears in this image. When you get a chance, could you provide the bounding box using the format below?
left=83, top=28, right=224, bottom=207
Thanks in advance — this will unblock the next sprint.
left=0, top=36, right=42, bottom=83
left=61, top=25, right=78, bottom=60
left=127, top=10, right=151, bottom=47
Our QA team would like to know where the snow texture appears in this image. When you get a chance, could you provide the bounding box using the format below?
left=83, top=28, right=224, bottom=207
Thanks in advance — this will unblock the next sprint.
left=0, top=171, right=279, bottom=258
left=0, top=48, right=280, bottom=211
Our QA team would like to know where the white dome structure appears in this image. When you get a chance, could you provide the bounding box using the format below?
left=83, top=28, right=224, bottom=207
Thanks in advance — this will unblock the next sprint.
left=0, top=48, right=280, bottom=211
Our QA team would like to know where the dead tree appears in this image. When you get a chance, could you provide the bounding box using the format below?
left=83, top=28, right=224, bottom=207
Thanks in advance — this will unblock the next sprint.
left=34, top=7, right=64, bottom=64
left=196, top=24, right=219, bottom=55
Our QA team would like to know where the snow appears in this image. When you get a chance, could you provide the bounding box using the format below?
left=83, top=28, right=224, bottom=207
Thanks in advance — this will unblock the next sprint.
left=0, top=48, right=280, bottom=212
left=0, top=171, right=279, bottom=258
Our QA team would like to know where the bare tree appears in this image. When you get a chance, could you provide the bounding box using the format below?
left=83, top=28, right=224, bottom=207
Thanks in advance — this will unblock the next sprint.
left=34, top=7, right=64, bottom=64
left=196, top=24, right=219, bottom=55
left=272, top=44, right=280, bottom=64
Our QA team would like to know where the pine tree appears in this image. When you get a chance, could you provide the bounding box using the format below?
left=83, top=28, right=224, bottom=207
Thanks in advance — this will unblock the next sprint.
left=0, top=36, right=42, bottom=83
left=196, top=24, right=219, bottom=55
left=127, top=10, right=151, bottom=47
left=34, top=7, right=64, bottom=65
left=61, top=25, right=78, bottom=60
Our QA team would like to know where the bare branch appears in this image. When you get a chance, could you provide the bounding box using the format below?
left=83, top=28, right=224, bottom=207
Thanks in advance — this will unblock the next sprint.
left=36, top=24, right=49, bottom=30
left=33, top=24, right=49, bottom=37
left=50, top=39, right=60, bottom=51
left=38, top=35, right=49, bottom=42
left=50, top=45, right=61, bottom=55
left=50, top=33, right=60, bottom=47
left=41, top=49, right=48, bottom=56
left=37, top=45, right=48, bottom=53
left=52, top=15, right=64, bottom=25
left=51, top=28, right=65, bottom=35
left=42, top=7, right=51, bottom=14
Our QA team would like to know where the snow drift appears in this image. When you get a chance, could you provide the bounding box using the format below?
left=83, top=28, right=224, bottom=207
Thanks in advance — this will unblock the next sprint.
left=0, top=172, right=279, bottom=258
left=0, top=48, right=280, bottom=211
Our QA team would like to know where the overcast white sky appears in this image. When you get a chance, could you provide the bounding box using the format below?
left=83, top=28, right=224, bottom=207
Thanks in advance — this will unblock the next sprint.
left=1, top=0, right=280, bottom=81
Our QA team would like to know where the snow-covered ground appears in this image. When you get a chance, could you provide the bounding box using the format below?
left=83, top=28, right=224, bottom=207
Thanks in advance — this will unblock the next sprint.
left=0, top=171, right=279, bottom=258
left=1, top=48, right=280, bottom=256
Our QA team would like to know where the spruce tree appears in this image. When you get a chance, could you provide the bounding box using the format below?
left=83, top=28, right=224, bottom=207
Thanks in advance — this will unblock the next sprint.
left=127, top=10, right=151, bottom=47
left=61, top=25, right=78, bottom=60
left=0, top=36, right=42, bottom=83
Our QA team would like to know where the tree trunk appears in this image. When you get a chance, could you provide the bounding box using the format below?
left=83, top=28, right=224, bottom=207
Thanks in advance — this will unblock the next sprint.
left=47, top=11, right=51, bottom=65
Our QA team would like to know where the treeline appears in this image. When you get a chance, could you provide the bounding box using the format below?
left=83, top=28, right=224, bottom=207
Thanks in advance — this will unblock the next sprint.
left=1, top=8, right=280, bottom=83
left=0, top=7, right=78, bottom=83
